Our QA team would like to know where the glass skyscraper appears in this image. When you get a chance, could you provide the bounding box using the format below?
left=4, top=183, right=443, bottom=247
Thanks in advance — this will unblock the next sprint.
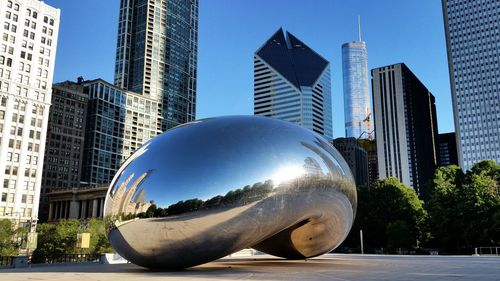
left=442, top=0, right=500, bottom=170
left=114, top=0, right=198, bottom=131
left=254, top=28, right=333, bottom=140
left=342, top=41, right=371, bottom=139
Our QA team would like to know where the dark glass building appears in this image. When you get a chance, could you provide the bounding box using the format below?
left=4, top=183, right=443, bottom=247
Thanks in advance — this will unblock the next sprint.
left=114, top=0, right=198, bottom=131
left=331, top=137, right=369, bottom=187
left=39, top=80, right=88, bottom=221
left=372, top=63, right=438, bottom=199
left=438, top=132, right=458, bottom=167
left=358, top=138, right=378, bottom=187
left=254, top=28, right=333, bottom=140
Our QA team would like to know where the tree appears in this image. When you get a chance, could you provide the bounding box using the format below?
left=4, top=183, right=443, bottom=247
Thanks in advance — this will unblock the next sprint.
left=340, top=177, right=427, bottom=252
left=86, top=218, right=113, bottom=254
left=426, top=160, right=500, bottom=253
left=33, top=218, right=114, bottom=261
left=425, top=165, right=464, bottom=251
left=0, top=219, right=17, bottom=256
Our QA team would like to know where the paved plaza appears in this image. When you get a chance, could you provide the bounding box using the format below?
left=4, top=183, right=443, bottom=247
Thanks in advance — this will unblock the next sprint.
left=1, top=254, right=499, bottom=281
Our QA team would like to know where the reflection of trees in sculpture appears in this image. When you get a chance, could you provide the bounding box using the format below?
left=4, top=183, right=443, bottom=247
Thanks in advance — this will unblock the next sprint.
left=140, top=180, right=275, bottom=218
left=107, top=136, right=356, bottom=222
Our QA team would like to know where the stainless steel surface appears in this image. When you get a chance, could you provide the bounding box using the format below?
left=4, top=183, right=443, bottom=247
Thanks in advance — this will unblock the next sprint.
left=104, top=116, right=357, bottom=269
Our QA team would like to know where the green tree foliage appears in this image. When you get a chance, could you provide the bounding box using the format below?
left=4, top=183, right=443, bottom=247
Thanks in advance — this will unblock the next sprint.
left=341, top=177, right=427, bottom=252
left=32, top=218, right=113, bottom=260
left=426, top=161, right=500, bottom=252
left=0, top=219, right=17, bottom=256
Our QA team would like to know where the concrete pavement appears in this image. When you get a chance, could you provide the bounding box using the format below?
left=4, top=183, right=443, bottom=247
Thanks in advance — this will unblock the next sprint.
left=1, top=254, right=499, bottom=281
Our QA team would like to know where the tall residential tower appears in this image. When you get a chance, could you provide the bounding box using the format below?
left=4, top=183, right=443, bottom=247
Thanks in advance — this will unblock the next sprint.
left=442, top=0, right=500, bottom=170
left=254, top=28, right=333, bottom=140
left=114, top=0, right=198, bottom=131
left=0, top=0, right=59, bottom=224
left=372, top=63, right=438, bottom=199
left=342, top=19, right=371, bottom=139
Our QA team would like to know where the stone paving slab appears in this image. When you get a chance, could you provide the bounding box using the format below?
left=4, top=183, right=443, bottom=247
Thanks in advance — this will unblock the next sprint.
left=1, top=254, right=499, bottom=281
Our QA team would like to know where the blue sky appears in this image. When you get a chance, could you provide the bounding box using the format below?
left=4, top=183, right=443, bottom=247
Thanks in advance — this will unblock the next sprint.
left=44, top=0, right=453, bottom=138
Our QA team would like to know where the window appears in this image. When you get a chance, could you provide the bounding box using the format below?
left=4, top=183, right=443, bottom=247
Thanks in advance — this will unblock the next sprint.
left=1, top=193, right=6, bottom=202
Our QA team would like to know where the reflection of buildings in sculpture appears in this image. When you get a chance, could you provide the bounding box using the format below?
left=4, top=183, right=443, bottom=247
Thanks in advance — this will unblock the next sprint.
left=106, top=171, right=152, bottom=217
left=47, top=184, right=107, bottom=222
left=303, top=157, right=323, bottom=176
left=301, top=139, right=346, bottom=180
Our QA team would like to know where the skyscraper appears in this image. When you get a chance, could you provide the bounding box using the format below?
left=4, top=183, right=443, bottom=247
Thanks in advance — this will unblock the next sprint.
left=437, top=132, right=458, bottom=167
left=39, top=80, right=88, bottom=222
left=81, top=79, right=162, bottom=185
left=442, top=0, right=500, bottom=170
left=114, top=0, right=198, bottom=131
left=372, top=63, right=438, bottom=199
left=331, top=137, right=369, bottom=187
left=342, top=20, right=371, bottom=139
left=254, top=28, right=333, bottom=140
left=0, top=0, right=59, bottom=225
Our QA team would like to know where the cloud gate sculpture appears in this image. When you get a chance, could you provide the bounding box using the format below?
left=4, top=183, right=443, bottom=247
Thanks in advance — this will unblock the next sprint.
left=104, top=116, right=357, bottom=269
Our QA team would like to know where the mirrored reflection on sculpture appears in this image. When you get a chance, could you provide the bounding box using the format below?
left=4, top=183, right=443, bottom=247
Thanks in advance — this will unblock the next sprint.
left=104, top=116, right=357, bottom=269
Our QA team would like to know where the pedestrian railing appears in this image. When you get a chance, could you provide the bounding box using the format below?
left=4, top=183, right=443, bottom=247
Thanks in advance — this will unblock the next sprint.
left=0, top=256, right=14, bottom=268
left=475, top=247, right=500, bottom=256
left=31, top=253, right=101, bottom=264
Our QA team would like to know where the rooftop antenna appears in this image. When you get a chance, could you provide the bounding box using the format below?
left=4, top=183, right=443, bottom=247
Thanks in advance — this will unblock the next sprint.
left=358, top=15, right=362, bottom=42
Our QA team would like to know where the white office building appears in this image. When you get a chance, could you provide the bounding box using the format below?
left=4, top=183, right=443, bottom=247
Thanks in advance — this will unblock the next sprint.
left=443, top=0, right=500, bottom=170
left=0, top=0, right=60, bottom=226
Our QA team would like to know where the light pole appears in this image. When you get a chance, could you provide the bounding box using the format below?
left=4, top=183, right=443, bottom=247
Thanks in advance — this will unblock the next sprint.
left=360, top=229, right=364, bottom=254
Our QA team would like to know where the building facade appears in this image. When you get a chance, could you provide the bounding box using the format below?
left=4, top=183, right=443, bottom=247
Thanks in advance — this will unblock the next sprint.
left=39, top=80, right=88, bottom=221
left=254, top=28, right=333, bottom=140
left=46, top=184, right=107, bottom=222
left=342, top=41, right=371, bottom=139
left=358, top=138, right=378, bottom=187
left=81, top=79, right=162, bottom=185
left=438, top=132, right=459, bottom=167
left=0, top=0, right=59, bottom=225
left=442, top=0, right=500, bottom=170
left=331, top=137, right=369, bottom=187
left=372, top=63, right=438, bottom=199
left=114, top=0, right=198, bottom=131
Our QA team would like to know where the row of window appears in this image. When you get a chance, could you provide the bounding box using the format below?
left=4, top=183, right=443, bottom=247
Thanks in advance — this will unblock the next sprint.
left=7, top=0, right=56, bottom=25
